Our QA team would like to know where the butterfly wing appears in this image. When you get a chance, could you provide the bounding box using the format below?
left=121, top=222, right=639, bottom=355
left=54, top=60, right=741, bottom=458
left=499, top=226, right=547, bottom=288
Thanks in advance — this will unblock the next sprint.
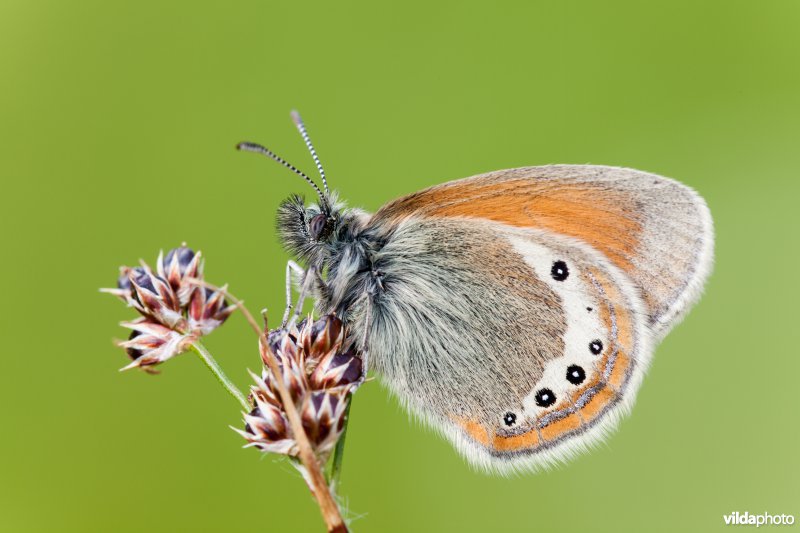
left=373, top=165, right=714, bottom=337
left=357, top=166, right=712, bottom=472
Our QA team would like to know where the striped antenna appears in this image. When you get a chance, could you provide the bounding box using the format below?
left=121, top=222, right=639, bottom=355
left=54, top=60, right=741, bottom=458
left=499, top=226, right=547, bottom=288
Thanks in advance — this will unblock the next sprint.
left=290, top=110, right=329, bottom=194
left=236, top=141, right=324, bottom=200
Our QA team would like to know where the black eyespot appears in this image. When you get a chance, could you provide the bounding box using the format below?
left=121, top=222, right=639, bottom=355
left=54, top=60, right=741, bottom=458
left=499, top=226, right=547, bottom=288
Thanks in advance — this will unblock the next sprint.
left=589, top=340, right=603, bottom=355
left=586, top=307, right=593, bottom=312
left=551, top=260, right=569, bottom=281
left=308, top=213, right=329, bottom=240
left=534, top=388, right=556, bottom=408
left=503, top=412, right=517, bottom=426
left=566, top=365, right=586, bottom=385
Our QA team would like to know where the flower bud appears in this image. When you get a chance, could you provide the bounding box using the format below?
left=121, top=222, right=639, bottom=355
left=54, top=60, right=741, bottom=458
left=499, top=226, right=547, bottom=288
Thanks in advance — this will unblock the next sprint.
left=301, top=315, right=344, bottom=366
left=118, top=319, right=191, bottom=371
left=101, top=266, right=145, bottom=304
left=309, top=346, right=363, bottom=390
left=259, top=335, right=309, bottom=404
left=157, top=245, right=202, bottom=306
left=187, top=287, right=236, bottom=335
left=127, top=267, right=185, bottom=329
left=300, top=389, right=350, bottom=456
left=235, top=394, right=297, bottom=456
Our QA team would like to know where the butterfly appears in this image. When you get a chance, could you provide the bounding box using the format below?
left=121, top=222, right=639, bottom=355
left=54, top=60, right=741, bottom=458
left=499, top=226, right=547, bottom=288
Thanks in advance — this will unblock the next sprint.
left=238, top=112, right=714, bottom=473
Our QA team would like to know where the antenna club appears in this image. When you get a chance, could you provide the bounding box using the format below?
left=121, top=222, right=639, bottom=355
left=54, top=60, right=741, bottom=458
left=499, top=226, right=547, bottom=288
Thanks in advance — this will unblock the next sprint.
left=290, top=110, right=330, bottom=194
left=237, top=142, right=261, bottom=152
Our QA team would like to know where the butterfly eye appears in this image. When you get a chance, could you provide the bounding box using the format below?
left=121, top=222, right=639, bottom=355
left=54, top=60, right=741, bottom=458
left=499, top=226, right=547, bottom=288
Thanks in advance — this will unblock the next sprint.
left=308, top=213, right=329, bottom=240
left=534, top=388, right=556, bottom=408
left=502, top=412, right=517, bottom=427
left=589, top=340, right=603, bottom=355
left=551, top=260, right=569, bottom=281
left=566, top=365, right=586, bottom=385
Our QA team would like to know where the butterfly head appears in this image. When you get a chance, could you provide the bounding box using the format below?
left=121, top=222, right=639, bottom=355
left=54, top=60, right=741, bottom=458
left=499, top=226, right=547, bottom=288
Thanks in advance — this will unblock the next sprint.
left=238, top=111, right=362, bottom=264
left=276, top=192, right=349, bottom=263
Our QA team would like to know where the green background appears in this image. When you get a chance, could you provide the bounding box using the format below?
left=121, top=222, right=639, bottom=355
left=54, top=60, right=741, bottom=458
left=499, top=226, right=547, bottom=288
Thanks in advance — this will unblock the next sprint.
left=2, top=1, right=798, bottom=531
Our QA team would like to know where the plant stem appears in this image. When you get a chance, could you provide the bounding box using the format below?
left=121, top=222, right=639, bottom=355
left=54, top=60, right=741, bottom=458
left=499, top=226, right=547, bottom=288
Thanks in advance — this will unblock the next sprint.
left=259, top=339, right=348, bottom=533
left=191, top=340, right=250, bottom=411
left=187, top=278, right=347, bottom=531
left=329, top=399, right=352, bottom=494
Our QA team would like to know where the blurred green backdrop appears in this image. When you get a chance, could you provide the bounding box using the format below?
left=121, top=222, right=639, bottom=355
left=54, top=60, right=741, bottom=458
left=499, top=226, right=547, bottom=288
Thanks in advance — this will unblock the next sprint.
left=2, top=1, right=799, bottom=532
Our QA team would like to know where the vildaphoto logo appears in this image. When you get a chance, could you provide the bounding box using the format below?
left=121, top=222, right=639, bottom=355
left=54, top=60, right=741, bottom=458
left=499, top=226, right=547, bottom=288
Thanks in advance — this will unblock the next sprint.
left=723, top=512, right=795, bottom=527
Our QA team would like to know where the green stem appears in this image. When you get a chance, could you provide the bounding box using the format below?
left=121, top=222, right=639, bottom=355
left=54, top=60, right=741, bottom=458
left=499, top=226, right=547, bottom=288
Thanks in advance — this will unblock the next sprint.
left=329, top=398, right=352, bottom=494
left=191, top=340, right=250, bottom=411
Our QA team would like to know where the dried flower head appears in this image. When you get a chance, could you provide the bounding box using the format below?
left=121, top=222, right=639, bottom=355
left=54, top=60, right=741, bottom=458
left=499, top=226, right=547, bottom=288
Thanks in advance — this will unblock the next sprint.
left=102, top=244, right=235, bottom=371
left=236, top=315, right=363, bottom=459
left=300, top=389, right=350, bottom=456
left=127, top=266, right=185, bottom=329
left=241, top=385, right=296, bottom=455
left=188, top=287, right=236, bottom=335
left=118, top=319, right=194, bottom=371
left=157, top=245, right=202, bottom=306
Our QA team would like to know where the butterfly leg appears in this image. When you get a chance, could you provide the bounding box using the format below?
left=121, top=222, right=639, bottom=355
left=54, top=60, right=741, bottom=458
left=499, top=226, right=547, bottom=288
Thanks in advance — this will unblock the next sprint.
left=281, top=260, right=306, bottom=327
left=289, top=265, right=318, bottom=326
